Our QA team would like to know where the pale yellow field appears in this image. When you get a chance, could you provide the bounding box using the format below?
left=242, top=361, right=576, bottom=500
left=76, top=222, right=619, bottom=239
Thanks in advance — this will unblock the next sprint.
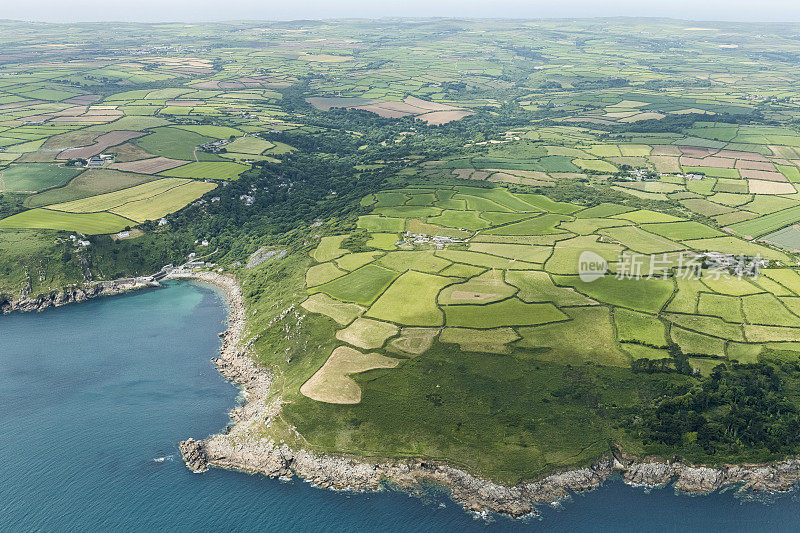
left=649, top=155, right=682, bottom=173
left=301, top=293, right=365, bottom=325
left=335, top=317, right=399, bottom=350
left=748, top=179, right=796, bottom=195
left=109, top=181, right=217, bottom=222
left=46, top=178, right=190, bottom=213
left=619, top=112, right=666, bottom=122
left=300, top=346, right=399, bottom=404
left=299, top=53, right=353, bottom=62
left=439, top=327, right=520, bottom=353
left=387, top=327, right=440, bottom=356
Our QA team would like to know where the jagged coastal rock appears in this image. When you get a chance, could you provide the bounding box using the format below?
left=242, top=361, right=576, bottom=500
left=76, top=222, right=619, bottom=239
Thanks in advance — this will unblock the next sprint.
left=0, top=277, right=159, bottom=314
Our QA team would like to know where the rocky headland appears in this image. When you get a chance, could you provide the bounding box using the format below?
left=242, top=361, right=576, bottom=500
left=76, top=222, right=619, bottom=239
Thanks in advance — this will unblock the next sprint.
left=178, top=271, right=800, bottom=517
left=0, top=276, right=159, bottom=314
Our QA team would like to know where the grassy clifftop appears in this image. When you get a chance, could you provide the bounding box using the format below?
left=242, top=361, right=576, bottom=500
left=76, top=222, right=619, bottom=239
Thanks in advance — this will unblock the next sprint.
left=0, top=230, right=84, bottom=300
left=239, top=185, right=800, bottom=485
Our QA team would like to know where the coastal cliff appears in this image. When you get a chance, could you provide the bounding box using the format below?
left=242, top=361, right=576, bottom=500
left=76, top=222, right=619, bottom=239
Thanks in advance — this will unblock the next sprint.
left=0, top=277, right=160, bottom=314
left=178, top=270, right=800, bottom=517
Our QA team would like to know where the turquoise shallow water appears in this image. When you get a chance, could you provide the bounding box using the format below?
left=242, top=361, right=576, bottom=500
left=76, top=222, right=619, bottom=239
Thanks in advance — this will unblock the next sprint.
left=3, top=281, right=800, bottom=532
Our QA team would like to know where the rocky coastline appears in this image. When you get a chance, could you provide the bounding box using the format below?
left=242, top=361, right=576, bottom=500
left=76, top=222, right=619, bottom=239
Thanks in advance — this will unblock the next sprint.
left=17, top=267, right=800, bottom=516
left=13, top=266, right=797, bottom=515
left=175, top=271, right=800, bottom=517
left=0, top=276, right=160, bottom=314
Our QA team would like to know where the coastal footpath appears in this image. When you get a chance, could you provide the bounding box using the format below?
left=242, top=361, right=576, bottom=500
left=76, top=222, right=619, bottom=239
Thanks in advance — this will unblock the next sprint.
left=179, top=271, right=800, bottom=517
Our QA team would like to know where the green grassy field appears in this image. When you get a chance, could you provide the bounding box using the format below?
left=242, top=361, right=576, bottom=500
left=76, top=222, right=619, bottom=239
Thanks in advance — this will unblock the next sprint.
left=438, top=269, right=517, bottom=304
left=307, top=262, right=347, bottom=286
left=554, top=275, right=674, bottom=313
left=357, top=215, right=405, bottom=232
left=517, top=307, right=631, bottom=367
left=24, top=169, right=159, bottom=208
left=336, top=251, right=384, bottom=271
left=366, top=232, right=399, bottom=250
left=439, top=327, right=519, bottom=352
left=729, top=205, right=800, bottom=237
left=312, top=235, right=349, bottom=262
left=314, top=264, right=399, bottom=306
left=110, top=181, right=217, bottom=222
left=225, top=136, right=273, bottom=154
left=641, top=221, right=723, bottom=240
left=172, top=125, right=243, bottom=139
left=598, top=226, right=683, bottom=254
left=366, top=270, right=451, bottom=326
left=45, top=178, right=190, bottom=213
left=615, top=308, right=668, bottom=347
left=0, top=164, right=82, bottom=193
left=444, top=298, right=567, bottom=328
left=483, top=214, right=570, bottom=235
left=377, top=250, right=450, bottom=273
left=133, top=127, right=218, bottom=160
left=428, top=209, right=490, bottom=230
left=159, top=161, right=248, bottom=180
left=0, top=208, right=133, bottom=234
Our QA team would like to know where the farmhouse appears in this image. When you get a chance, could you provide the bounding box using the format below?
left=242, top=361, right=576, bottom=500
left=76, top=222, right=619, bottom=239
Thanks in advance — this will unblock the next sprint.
left=86, top=154, right=113, bottom=168
left=627, top=168, right=648, bottom=180
left=199, top=139, right=229, bottom=153
left=402, top=231, right=466, bottom=248
left=432, top=235, right=463, bottom=244
left=697, top=251, right=768, bottom=277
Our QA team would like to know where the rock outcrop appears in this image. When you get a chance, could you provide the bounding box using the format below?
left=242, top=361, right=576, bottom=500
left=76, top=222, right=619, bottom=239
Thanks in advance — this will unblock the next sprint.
left=179, top=438, right=209, bottom=473
left=245, top=247, right=287, bottom=269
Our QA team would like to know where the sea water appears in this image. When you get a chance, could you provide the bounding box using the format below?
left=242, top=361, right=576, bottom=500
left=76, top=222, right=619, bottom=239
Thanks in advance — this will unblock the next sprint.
left=2, top=281, right=800, bottom=532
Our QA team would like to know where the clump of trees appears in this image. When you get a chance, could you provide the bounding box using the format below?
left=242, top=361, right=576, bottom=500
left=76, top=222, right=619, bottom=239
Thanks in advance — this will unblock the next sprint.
left=626, top=358, right=800, bottom=460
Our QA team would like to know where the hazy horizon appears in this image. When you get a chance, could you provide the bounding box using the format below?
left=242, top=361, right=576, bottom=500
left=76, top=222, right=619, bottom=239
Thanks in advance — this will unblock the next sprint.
left=6, top=0, right=800, bottom=24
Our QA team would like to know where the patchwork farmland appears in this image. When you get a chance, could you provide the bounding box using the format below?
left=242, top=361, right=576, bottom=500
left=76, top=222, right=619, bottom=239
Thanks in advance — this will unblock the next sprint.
left=0, top=53, right=300, bottom=233
left=302, top=186, right=800, bottom=401
left=8, top=18, right=800, bottom=489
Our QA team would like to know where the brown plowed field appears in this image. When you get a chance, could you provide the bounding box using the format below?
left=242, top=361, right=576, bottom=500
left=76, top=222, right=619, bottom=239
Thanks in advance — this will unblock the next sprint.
left=416, top=109, right=474, bottom=125
left=735, top=159, right=777, bottom=171
left=717, top=149, right=769, bottom=161
left=109, top=157, right=189, bottom=174
left=740, top=169, right=786, bottom=181
left=57, top=130, right=146, bottom=160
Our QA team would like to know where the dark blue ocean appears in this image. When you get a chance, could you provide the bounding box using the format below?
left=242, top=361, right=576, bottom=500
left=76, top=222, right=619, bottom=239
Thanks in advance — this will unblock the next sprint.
left=2, top=281, right=800, bottom=532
